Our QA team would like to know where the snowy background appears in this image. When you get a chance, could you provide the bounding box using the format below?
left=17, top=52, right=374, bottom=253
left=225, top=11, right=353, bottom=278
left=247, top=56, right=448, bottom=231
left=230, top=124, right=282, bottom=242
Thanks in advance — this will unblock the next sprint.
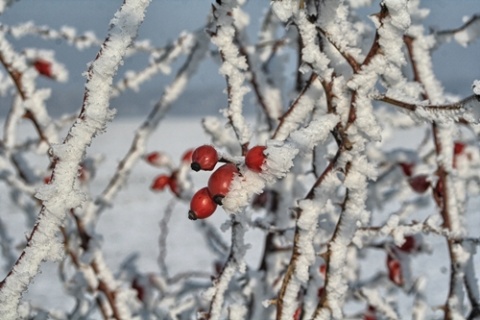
left=0, top=0, right=479, bottom=318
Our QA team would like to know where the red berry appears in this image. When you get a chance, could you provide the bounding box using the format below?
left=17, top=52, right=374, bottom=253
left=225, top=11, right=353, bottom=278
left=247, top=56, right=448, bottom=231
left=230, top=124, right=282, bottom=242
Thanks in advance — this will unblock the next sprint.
left=208, top=163, right=239, bottom=205
left=293, top=308, right=301, bottom=320
left=188, top=187, right=217, bottom=220
left=151, top=175, right=170, bottom=191
left=398, top=235, right=416, bottom=253
left=43, top=175, right=52, bottom=184
left=168, top=171, right=181, bottom=197
left=317, top=287, right=324, bottom=298
left=319, top=264, right=327, bottom=277
left=408, top=175, right=430, bottom=193
left=398, top=162, right=414, bottom=177
left=245, top=145, right=267, bottom=172
left=131, top=278, right=145, bottom=302
left=181, top=148, right=194, bottom=163
left=364, top=305, right=377, bottom=320
left=34, top=59, right=52, bottom=78
left=387, top=254, right=403, bottom=286
left=454, top=142, right=466, bottom=155
left=191, top=145, right=218, bottom=171
left=145, top=151, right=170, bottom=167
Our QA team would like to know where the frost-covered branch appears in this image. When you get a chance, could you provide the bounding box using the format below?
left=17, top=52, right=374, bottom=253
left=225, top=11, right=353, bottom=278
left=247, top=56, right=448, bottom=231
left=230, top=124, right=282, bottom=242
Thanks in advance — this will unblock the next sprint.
left=436, top=14, right=480, bottom=47
left=93, top=32, right=208, bottom=218
left=0, top=1, right=151, bottom=317
left=209, top=0, right=251, bottom=154
left=203, top=214, right=248, bottom=320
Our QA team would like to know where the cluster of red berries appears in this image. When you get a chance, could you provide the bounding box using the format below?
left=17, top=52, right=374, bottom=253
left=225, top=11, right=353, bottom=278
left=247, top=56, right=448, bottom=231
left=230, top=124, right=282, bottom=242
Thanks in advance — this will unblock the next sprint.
left=398, top=141, right=468, bottom=195
left=188, top=145, right=267, bottom=221
left=147, top=149, right=193, bottom=197
left=386, top=235, right=421, bottom=287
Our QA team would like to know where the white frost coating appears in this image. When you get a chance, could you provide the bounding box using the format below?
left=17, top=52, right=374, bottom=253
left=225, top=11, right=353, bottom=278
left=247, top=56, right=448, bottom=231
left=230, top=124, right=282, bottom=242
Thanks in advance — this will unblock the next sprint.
left=282, top=172, right=341, bottom=320
left=115, top=286, right=141, bottom=319
left=271, top=0, right=298, bottom=22
left=94, top=31, right=208, bottom=217
left=229, top=303, right=248, bottom=320
left=361, top=288, right=399, bottom=319
left=112, top=32, right=195, bottom=98
left=222, top=169, right=265, bottom=213
left=211, top=0, right=251, bottom=145
left=202, top=116, right=242, bottom=156
left=0, top=0, right=13, bottom=14
left=290, top=114, right=339, bottom=151
left=274, top=79, right=324, bottom=141
left=204, top=216, right=248, bottom=320
left=378, top=1, right=409, bottom=68
left=473, top=80, right=480, bottom=95
left=295, top=201, right=319, bottom=280
left=412, top=276, right=428, bottom=320
left=264, top=141, right=299, bottom=181
left=280, top=281, right=302, bottom=320
left=453, top=16, right=480, bottom=47
left=295, top=11, right=332, bottom=80
left=0, top=33, right=60, bottom=145
left=320, top=162, right=370, bottom=319
left=408, top=27, right=444, bottom=104
left=383, top=0, right=410, bottom=30
left=222, top=112, right=338, bottom=213
left=321, top=3, right=365, bottom=63
left=0, top=1, right=151, bottom=317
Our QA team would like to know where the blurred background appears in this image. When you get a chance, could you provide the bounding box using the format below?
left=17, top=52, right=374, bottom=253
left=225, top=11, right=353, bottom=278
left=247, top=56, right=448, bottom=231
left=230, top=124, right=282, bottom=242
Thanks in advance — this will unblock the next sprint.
left=2, top=0, right=479, bottom=118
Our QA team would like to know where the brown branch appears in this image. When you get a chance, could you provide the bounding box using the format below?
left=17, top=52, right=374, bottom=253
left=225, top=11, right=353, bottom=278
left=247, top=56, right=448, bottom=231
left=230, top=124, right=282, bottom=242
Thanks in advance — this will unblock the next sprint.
left=375, top=94, right=476, bottom=113
left=235, top=31, right=276, bottom=131
left=404, top=32, right=471, bottom=320
left=435, top=14, right=480, bottom=43
left=362, top=5, right=389, bottom=67
left=316, top=26, right=360, bottom=73
left=0, top=48, right=50, bottom=144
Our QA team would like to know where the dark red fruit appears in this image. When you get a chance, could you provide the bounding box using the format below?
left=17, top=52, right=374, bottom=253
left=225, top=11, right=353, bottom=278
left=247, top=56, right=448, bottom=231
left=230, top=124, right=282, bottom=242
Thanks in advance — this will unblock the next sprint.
left=398, top=235, right=416, bottom=253
left=245, top=145, right=267, bottom=172
left=208, top=163, right=239, bottom=205
left=293, top=308, right=301, bottom=320
left=151, top=175, right=170, bottom=191
left=182, top=148, right=194, bottom=163
left=144, top=151, right=170, bottom=167
left=364, top=305, right=377, bottom=320
left=319, top=264, right=327, bottom=277
left=408, top=175, right=430, bottom=193
left=398, top=162, right=414, bottom=177
left=43, top=174, right=52, bottom=184
left=191, top=145, right=218, bottom=171
left=34, top=59, right=52, bottom=78
left=454, top=142, right=466, bottom=155
left=387, top=254, right=403, bottom=286
left=188, top=187, right=217, bottom=220
left=131, top=278, right=145, bottom=302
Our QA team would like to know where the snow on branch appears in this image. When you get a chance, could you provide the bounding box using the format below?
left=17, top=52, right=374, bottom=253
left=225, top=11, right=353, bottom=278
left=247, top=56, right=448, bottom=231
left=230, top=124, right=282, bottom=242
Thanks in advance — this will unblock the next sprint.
left=435, top=14, right=480, bottom=47
left=93, top=31, right=208, bottom=219
left=210, top=0, right=252, bottom=153
left=0, top=0, right=151, bottom=317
